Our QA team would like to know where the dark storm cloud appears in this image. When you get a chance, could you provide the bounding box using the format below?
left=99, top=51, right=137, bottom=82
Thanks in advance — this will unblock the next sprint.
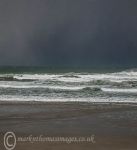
left=0, top=0, right=137, bottom=67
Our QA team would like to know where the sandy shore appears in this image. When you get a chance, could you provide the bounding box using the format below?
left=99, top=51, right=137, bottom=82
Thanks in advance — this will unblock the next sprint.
left=0, top=102, right=137, bottom=150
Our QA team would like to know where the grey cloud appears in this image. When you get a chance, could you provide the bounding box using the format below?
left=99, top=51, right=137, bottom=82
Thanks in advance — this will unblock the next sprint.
left=0, top=0, right=137, bottom=67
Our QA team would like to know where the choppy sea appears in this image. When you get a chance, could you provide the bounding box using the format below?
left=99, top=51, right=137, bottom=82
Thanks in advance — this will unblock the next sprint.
left=0, top=67, right=137, bottom=103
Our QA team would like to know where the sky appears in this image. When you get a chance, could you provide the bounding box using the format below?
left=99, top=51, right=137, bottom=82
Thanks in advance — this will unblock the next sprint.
left=0, top=0, right=137, bottom=67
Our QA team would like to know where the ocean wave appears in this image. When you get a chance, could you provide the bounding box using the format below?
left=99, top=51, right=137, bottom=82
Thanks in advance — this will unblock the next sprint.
left=1, top=70, right=137, bottom=82
left=0, top=84, right=83, bottom=90
left=0, top=95, right=136, bottom=103
left=0, top=76, right=35, bottom=82
left=0, top=84, right=101, bottom=93
left=1, top=69, right=137, bottom=102
left=1, top=83, right=137, bottom=97
left=14, top=74, right=60, bottom=81
left=0, top=85, right=104, bottom=99
left=102, top=88, right=137, bottom=93
left=1, top=70, right=137, bottom=88
left=80, top=87, right=101, bottom=92
left=60, top=74, right=80, bottom=78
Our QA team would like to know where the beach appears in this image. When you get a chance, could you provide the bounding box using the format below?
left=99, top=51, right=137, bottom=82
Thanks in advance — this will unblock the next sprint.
left=0, top=102, right=137, bottom=150
left=0, top=69, right=137, bottom=149
left=1, top=0, right=137, bottom=148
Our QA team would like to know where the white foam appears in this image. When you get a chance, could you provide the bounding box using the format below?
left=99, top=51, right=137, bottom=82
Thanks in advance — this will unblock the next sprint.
left=14, top=74, right=59, bottom=80
left=0, top=96, right=137, bottom=103
left=1, top=71, right=137, bottom=103
left=102, top=88, right=137, bottom=93
left=0, top=84, right=85, bottom=90
left=7, top=71, right=137, bottom=83
left=57, top=74, right=137, bottom=83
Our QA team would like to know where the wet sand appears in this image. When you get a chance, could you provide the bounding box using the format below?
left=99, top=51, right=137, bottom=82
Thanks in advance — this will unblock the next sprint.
left=0, top=102, right=137, bottom=150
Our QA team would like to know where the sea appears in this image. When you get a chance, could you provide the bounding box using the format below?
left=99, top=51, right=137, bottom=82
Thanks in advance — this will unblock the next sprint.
left=0, top=67, right=137, bottom=103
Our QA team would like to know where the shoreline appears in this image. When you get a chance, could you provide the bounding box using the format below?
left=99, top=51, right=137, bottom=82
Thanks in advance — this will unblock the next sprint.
left=0, top=101, right=137, bottom=109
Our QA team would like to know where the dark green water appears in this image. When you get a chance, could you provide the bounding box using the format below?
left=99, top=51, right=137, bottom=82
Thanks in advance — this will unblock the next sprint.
left=0, top=66, right=130, bottom=74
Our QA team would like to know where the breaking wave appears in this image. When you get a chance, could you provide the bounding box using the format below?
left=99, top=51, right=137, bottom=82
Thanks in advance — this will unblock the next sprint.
left=0, top=69, right=137, bottom=102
